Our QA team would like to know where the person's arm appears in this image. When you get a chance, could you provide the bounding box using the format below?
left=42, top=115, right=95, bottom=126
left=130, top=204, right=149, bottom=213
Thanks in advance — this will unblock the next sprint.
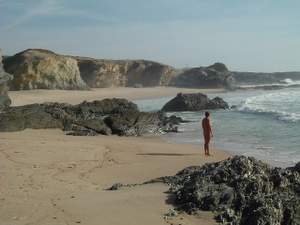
left=208, top=120, right=213, bottom=137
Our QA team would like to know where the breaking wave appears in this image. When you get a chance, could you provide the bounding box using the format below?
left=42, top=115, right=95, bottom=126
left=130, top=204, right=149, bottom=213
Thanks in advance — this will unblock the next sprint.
left=238, top=78, right=300, bottom=89
left=237, top=89, right=300, bottom=122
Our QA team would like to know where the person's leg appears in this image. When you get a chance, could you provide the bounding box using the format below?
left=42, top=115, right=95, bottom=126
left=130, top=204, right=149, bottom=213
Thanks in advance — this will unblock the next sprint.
left=205, top=136, right=211, bottom=156
left=205, top=143, right=209, bottom=155
left=207, top=141, right=211, bottom=156
left=203, top=135, right=207, bottom=155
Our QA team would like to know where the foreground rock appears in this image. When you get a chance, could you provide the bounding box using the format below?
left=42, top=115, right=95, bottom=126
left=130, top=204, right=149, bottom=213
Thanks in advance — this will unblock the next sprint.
left=75, top=57, right=176, bottom=88
left=0, top=50, right=13, bottom=109
left=161, top=93, right=229, bottom=112
left=0, top=98, right=181, bottom=136
left=154, top=156, right=300, bottom=225
left=3, top=49, right=88, bottom=90
left=170, top=63, right=236, bottom=90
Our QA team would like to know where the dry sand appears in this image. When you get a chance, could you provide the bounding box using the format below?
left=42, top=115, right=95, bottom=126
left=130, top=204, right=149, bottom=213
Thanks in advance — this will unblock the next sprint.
left=9, top=87, right=224, bottom=106
left=1, top=87, right=229, bottom=225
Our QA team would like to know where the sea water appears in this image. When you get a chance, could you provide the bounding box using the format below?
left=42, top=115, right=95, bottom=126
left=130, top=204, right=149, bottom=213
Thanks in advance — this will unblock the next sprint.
left=134, top=86, right=300, bottom=168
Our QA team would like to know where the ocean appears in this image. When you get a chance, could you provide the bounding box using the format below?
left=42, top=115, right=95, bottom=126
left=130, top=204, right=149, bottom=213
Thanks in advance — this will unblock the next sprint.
left=134, top=85, right=300, bottom=168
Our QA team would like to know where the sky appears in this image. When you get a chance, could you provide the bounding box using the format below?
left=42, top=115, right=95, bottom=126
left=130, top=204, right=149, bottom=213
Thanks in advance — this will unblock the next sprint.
left=0, top=0, right=300, bottom=72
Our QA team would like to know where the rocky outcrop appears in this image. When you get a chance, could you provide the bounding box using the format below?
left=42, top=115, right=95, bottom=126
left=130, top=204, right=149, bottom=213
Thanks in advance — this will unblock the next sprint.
left=75, top=57, right=176, bottom=88
left=0, top=98, right=181, bottom=136
left=2, top=48, right=239, bottom=90
left=161, top=93, right=229, bottom=112
left=153, top=156, right=300, bottom=225
left=0, top=50, right=13, bottom=109
left=3, top=49, right=88, bottom=90
left=3, top=48, right=238, bottom=90
left=170, top=63, right=236, bottom=89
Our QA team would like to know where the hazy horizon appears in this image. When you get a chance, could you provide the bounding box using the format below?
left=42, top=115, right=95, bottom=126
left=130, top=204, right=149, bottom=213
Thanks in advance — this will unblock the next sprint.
left=1, top=0, right=299, bottom=72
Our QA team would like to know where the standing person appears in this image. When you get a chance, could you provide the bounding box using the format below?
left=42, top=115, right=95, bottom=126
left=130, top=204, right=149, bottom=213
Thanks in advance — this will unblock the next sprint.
left=202, top=111, right=213, bottom=156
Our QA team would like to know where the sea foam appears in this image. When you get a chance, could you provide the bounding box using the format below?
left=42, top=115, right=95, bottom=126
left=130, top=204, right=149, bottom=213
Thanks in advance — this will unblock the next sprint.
left=237, top=89, right=300, bottom=122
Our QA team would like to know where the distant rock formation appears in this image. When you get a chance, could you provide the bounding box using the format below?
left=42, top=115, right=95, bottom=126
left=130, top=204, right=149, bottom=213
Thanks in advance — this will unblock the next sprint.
left=3, top=48, right=237, bottom=90
left=232, top=71, right=300, bottom=85
left=170, top=63, right=236, bottom=90
left=0, top=50, right=13, bottom=109
left=152, top=156, right=300, bottom=225
left=0, top=98, right=182, bottom=136
left=161, top=93, right=229, bottom=112
left=75, top=57, right=176, bottom=88
left=3, top=49, right=88, bottom=90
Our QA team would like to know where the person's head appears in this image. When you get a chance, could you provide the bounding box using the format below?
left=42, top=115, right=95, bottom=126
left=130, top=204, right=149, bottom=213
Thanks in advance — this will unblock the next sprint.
left=205, top=111, right=210, bottom=118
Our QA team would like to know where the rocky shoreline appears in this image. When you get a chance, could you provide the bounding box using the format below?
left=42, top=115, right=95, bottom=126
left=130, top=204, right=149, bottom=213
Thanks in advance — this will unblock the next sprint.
left=110, top=156, right=300, bottom=225
left=0, top=98, right=184, bottom=136
left=3, top=49, right=300, bottom=92
left=0, top=92, right=228, bottom=137
left=147, top=156, right=300, bottom=225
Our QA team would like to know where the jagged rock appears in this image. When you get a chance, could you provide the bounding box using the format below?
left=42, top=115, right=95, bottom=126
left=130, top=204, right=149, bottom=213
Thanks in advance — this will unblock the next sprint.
left=104, top=111, right=163, bottom=136
left=170, top=62, right=236, bottom=90
left=0, top=50, right=13, bottom=109
left=0, top=98, right=182, bottom=136
left=0, top=103, right=63, bottom=132
left=75, top=57, right=176, bottom=88
left=3, top=49, right=88, bottom=90
left=161, top=115, right=189, bottom=125
left=161, top=93, right=229, bottom=112
left=155, top=156, right=300, bottom=225
left=108, top=183, right=124, bottom=191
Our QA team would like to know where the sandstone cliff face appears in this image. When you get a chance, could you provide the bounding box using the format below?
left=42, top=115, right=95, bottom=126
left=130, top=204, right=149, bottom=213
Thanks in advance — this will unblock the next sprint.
left=75, top=57, right=176, bottom=88
left=170, top=63, right=235, bottom=89
left=0, top=50, right=13, bottom=109
left=3, top=48, right=235, bottom=90
left=3, top=49, right=88, bottom=90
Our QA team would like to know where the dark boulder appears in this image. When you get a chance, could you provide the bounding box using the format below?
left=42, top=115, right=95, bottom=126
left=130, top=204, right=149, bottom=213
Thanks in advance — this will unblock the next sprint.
left=0, top=98, right=182, bottom=137
left=104, top=110, right=172, bottom=136
left=153, top=156, right=300, bottom=225
left=161, top=93, right=229, bottom=112
left=0, top=104, right=63, bottom=131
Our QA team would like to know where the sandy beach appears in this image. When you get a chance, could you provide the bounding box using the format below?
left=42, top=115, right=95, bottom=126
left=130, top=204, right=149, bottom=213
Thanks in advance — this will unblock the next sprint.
left=1, top=87, right=229, bottom=225
left=9, top=87, right=224, bottom=106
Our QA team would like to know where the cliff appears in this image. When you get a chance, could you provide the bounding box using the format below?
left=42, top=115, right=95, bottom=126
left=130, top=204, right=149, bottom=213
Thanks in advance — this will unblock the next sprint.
left=3, top=49, right=88, bottom=90
left=0, top=50, right=13, bottom=109
left=74, top=57, right=176, bottom=88
left=3, top=49, right=235, bottom=90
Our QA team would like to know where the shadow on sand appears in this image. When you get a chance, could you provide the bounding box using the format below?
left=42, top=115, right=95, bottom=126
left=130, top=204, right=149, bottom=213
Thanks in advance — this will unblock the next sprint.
left=137, top=153, right=197, bottom=156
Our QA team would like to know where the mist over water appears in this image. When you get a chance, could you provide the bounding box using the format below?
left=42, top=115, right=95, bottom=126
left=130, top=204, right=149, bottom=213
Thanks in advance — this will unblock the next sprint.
left=135, top=87, right=300, bottom=168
